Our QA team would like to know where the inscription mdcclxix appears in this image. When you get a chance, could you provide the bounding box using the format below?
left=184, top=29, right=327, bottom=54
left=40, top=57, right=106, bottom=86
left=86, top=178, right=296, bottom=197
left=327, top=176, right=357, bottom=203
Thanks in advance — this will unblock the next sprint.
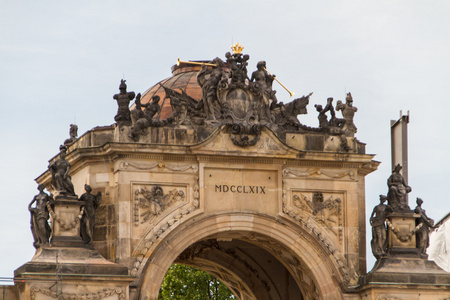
left=215, top=185, right=266, bottom=194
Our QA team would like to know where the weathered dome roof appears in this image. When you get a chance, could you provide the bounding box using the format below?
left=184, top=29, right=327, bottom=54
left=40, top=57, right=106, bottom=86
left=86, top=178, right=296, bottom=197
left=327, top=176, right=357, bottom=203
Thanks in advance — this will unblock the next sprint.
left=139, top=63, right=204, bottom=120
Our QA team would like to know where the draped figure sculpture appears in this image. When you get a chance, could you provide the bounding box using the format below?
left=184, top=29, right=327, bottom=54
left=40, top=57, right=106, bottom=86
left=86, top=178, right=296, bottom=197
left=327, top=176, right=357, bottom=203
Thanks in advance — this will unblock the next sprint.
left=414, top=198, right=434, bottom=255
left=28, top=184, right=51, bottom=248
left=386, top=164, right=411, bottom=211
left=79, top=184, right=102, bottom=244
left=370, top=195, right=390, bottom=259
left=48, top=145, right=76, bottom=198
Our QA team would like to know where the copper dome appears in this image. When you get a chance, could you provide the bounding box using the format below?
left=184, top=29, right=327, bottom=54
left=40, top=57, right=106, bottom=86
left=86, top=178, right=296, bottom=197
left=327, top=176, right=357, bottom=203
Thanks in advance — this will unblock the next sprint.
left=138, top=63, right=204, bottom=120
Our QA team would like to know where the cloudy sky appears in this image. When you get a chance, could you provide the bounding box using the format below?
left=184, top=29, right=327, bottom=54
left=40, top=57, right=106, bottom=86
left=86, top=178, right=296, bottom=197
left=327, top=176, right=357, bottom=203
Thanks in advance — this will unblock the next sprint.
left=1, top=1, right=449, bottom=280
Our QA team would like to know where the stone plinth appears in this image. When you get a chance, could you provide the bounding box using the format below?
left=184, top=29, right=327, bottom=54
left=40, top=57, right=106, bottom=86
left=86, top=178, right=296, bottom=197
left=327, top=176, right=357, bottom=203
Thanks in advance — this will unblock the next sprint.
left=386, top=212, right=422, bottom=258
left=49, top=198, right=85, bottom=248
left=13, top=196, right=133, bottom=300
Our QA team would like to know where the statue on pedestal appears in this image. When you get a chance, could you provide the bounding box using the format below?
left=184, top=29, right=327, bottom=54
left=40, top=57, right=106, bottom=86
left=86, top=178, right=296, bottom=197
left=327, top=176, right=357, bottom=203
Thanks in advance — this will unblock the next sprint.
left=370, top=195, right=390, bottom=259
left=414, top=198, right=434, bottom=255
left=63, top=124, right=78, bottom=145
left=387, top=164, right=411, bottom=211
left=28, top=184, right=51, bottom=249
left=113, top=79, right=136, bottom=126
left=48, top=145, right=76, bottom=198
left=336, top=92, right=358, bottom=137
left=315, top=98, right=351, bottom=151
left=79, top=184, right=102, bottom=244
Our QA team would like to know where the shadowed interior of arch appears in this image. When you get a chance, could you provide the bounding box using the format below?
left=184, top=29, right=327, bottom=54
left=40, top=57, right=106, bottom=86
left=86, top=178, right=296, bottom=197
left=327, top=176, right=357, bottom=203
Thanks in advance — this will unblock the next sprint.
left=157, top=238, right=312, bottom=300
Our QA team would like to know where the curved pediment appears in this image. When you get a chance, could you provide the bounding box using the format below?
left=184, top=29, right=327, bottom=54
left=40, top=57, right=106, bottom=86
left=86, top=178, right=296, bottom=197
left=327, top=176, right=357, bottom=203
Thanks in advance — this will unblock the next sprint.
left=189, top=125, right=303, bottom=159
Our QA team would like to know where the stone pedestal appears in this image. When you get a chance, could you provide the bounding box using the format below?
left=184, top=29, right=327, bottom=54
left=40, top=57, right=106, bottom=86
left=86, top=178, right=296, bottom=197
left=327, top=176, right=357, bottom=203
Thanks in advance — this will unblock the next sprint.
left=386, top=212, right=422, bottom=258
left=49, top=198, right=86, bottom=248
left=14, top=196, right=133, bottom=300
left=360, top=211, right=450, bottom=299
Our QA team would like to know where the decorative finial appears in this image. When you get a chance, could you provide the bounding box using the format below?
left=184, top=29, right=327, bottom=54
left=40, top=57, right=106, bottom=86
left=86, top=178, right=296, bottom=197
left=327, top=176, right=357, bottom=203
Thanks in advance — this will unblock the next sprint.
left=231, top=42, right=244, bottom=54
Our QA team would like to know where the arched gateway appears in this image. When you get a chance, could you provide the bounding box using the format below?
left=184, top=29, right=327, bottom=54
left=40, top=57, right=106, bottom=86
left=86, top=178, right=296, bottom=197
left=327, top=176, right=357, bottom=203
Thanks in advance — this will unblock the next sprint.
left=16, top=45, right=387, bottom=300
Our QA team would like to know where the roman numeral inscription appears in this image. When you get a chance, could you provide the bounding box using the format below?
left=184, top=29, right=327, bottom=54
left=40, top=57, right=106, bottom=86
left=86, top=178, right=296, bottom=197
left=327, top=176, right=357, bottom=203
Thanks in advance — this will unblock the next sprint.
left=215, top=185, right=266, bottom=194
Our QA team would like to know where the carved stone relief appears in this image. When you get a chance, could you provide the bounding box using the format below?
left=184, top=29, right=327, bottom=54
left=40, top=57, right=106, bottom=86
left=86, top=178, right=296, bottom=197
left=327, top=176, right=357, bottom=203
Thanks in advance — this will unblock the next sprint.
left=30, top=285, right=125, bottom=300
left=292, top=191, right=343, bottom=239
left=130, top=177, right=199, bottom=277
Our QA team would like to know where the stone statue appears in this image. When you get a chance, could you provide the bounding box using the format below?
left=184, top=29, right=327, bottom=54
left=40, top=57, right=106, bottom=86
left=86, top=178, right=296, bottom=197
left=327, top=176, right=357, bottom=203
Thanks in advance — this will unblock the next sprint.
left=414, top=198, right=434, bottom=255
left=28, top=184, right=51, bottom=249
left=226, top=51, right=250, bottom=87
left=64, top=124, right=78, bottom=145
left=130, top=93, right=144, bottom=124
left=386, top=164, right=411, bottom=211
left=197, top=58, right=227, bottom=122
left=130, top=95, right=162, bottom=141
left=113, top=79, right=136, bottom=126
left=250, top=61, right=277, bottom=122
left=370, top=195, right=390, bottom=259
left=336, top=92, right=358, bottom=137
left=48, top=145, right=76, bottom=198
left=79, top=184, right=102, bottom=244
left=273, top=93, right=312, bottom=130
left=315, top=98, right=351, bottom=151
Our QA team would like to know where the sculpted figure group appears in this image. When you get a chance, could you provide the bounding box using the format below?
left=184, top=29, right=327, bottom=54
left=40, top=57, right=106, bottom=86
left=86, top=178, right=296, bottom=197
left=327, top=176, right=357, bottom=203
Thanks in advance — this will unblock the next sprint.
left=111, top=48, right=358, bottom=150
left=369, top=165, right=435, bottom=259
left=29, top=146, right=102, bottom=249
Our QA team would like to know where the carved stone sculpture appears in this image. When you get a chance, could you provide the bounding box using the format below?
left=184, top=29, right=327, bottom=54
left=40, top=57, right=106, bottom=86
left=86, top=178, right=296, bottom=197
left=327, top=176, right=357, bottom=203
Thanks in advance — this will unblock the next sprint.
left=226, top=51, right=250, bottom=88
left=315, top=98, right=351, bottom=151
left=130, top=95, right=163, bottom=141
left=113, top=79, right=135, bottom=126
left=336, top=92, right=358, bottom=137
left=250, top=61, right=277, bottom=123
left=273, top=93, right=313, bottom=131
left=370, top=195, right=390, bottom=259
left=48, top=145, right=76, bottom=198
left=116, top=46, right=363, bottom=152
left=79, top=184, right=102, bottom=244
left=197, top=58, right=227, bottom=122
left=63, top=124, right=78, bottom=145
left=136, top=185, right=185, bottom=223
left=28, top=184, right=51, bottom=249
left=414, top=198, right=434, bottom=254
left=386, top=164, right=411, bottom=211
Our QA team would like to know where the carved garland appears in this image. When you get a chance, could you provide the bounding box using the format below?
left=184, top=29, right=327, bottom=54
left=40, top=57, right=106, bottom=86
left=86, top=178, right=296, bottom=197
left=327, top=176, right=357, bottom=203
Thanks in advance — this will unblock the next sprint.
left=130, top=176, right=200, bottom=277
left=282, top=180, right=354, bottom=283
left=30, top=285, right=125, bottom=300
left=386, top=219, right=423, bottom=242
left=47, top=203, right=84, bottom=232
left=282, top=167, right=356, bottom=180
left=119, top=161, right=198, bottom=173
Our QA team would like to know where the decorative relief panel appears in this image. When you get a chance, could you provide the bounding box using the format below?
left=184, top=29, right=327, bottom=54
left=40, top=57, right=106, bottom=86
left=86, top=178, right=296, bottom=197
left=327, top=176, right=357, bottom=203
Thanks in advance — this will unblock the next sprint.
left=131, top=177, right=200, bottom=277
left=134, top=184, right=187, bottom=226
left=292, top=191, right=343, bottom=241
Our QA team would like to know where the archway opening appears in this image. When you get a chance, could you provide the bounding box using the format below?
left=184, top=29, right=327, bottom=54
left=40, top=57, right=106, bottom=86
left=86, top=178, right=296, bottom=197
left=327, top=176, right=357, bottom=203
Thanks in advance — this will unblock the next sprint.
left=159, top=264, right=236, bottom=299
left=170, top=238, right=309, bottom=300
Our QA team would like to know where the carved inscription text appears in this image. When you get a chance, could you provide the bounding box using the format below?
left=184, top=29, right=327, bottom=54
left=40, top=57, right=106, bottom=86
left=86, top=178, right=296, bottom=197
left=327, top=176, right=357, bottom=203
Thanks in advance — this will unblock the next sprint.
left=215, top=185, right=266, bottom=194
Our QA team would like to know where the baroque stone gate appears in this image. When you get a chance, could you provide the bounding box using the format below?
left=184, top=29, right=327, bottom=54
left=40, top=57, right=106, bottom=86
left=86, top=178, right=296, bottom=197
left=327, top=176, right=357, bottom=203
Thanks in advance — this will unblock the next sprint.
left=13, top=45, right=450, bottom=300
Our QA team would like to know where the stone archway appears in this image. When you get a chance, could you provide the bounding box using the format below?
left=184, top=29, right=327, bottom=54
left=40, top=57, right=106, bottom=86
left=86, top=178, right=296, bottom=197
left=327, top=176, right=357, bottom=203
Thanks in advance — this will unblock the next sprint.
left=136, top=213, right=344, bottom=300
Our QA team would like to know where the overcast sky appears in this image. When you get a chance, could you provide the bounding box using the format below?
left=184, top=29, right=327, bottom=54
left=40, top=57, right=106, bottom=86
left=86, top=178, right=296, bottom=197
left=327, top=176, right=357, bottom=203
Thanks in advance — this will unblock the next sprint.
left=1, top=1, right=449, bottom=280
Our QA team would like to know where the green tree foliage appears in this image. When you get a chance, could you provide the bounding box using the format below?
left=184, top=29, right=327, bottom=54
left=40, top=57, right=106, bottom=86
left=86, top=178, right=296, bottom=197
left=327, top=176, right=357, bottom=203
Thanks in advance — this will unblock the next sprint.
left=158, top=264, right=236, bottom=300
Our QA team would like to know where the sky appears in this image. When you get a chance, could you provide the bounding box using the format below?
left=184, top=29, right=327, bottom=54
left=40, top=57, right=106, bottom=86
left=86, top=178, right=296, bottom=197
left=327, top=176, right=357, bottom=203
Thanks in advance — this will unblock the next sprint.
left=1, top=0, right=449, bottom=281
